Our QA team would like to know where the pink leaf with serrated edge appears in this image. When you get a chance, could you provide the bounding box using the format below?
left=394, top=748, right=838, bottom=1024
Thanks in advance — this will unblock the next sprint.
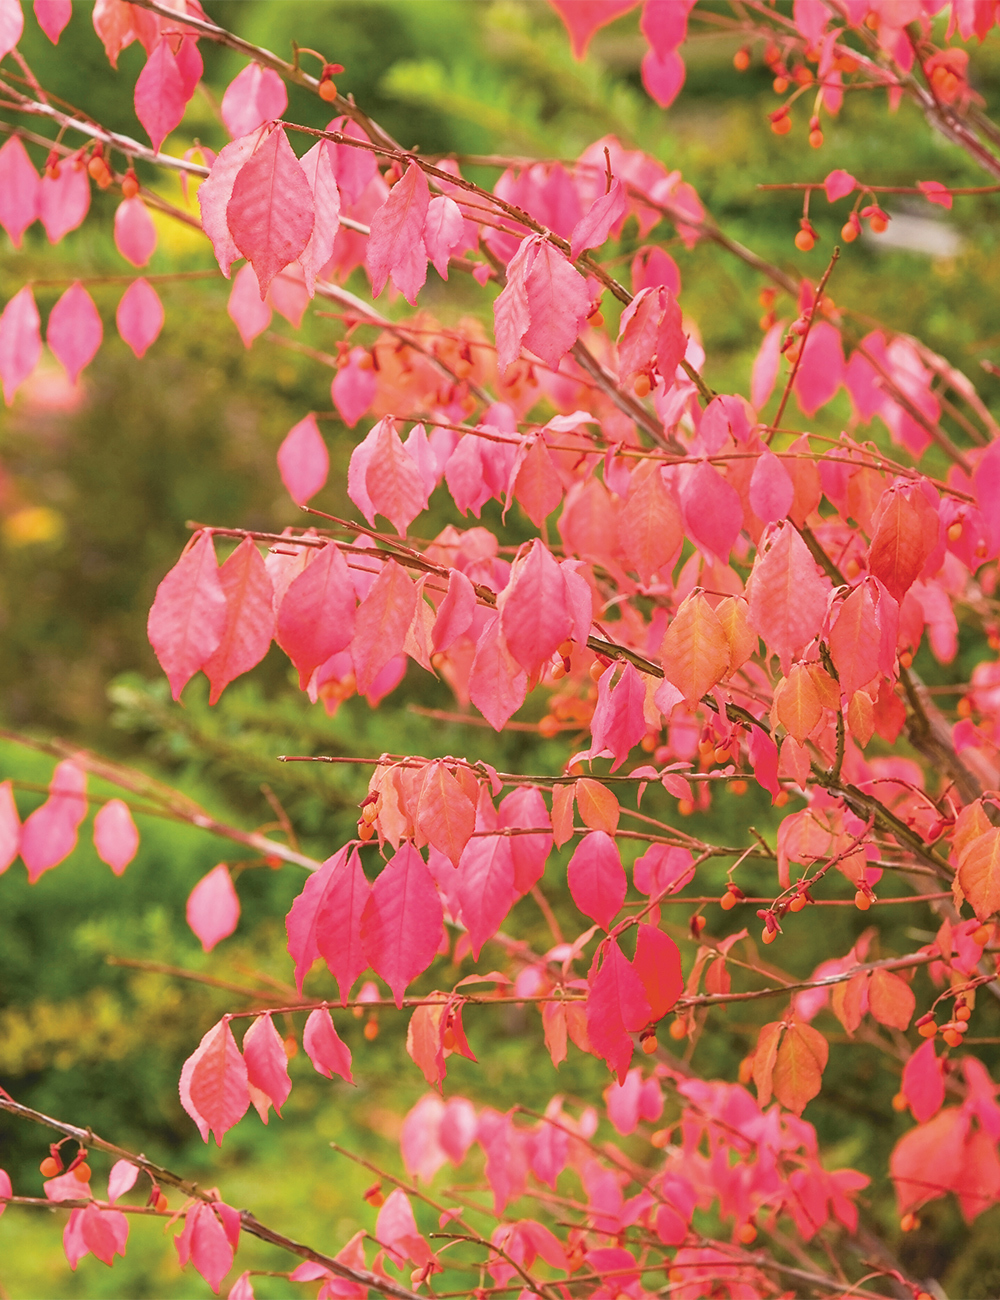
left=432, top=567, right=476, bottom=653
left=106, top=1159, right=138, bottom=1205
left=46, top=281, right=102, bottom=384
left=824, top=169, right=856, bottom=202
left=227, top=262, right=271, bottom=346
left=114, top=197, right=156, bottom=266
left=20, top=761, right=87, bottom=884
left=794, top=320, right=844, bottom=416
left=377, top=1189, right=434, bottom=1267
left=617, top=285, right=667, bottom=386
left=642, top=0, right=694, bottom=54
left=749, top=451, right=794, bottom=524
left=277, top=413, right=328, bottom=506
left=297, top=140, right=340, bottom=296
left=0, top=285, right=41, bottom=404
left=314, top=846, right=370, bottom=1003
left=522, top=239, right=590, bottom=367
left=116, top=277, right=163, bottom=357
left=902, top=1038, right=944, bottom=1123
left=633, top=924, right=682, bottom=1020
left=494, top=235, right=537, bottom=374
left=221, top=63, right=287, bottom=139
left=587, top=940, right=650, bottom=1083
left=186, top=863, right=240, bottom=952
left=228, top=126, right=315, bottom=297
left=0, top=136, right=38, bottom=247
left=242, top=1013, right=291, bottom=1119
left=33, top=0, right=69, bottom=41
left=303, top=1008, right=354, bottom=1083
left=286, top=845, right=352, bottom=994
left=680, top=461, right=742, bottom=562
left=351, top=559, right=417, bottom=695
left=829, top=581, right=880, bottom=698
left=590, top=662, right=647, bottom=771
left=276, top=542, right=355, bottom=688
left=324, top=114, right=377, bottom=205
left=147, top=531, right=226, bottom=699
left=185, top=1018, right=250, bottom=1146
left=498, top=785, right=551, bottom=896
left=366, top=417, right=427, bottom=536
left=417, top=762, right=476, bottom=867
left=514, top=435, right=563, bottom=529
left=641, top=48, right=685, bottom=108
left=549, top=0, right=638, bottom=58
left=93, top=798, right=138, bottom=875
left=367, top=162, right=429, bottom=304
left=469, top=614, right=528, bottom=731
left=38, top=159, right=89, bottom=242
left=570, top=178, right=626, bottom=259
left=204, top=538, right=274, bottom=703
left=0, top=780, right=20, bottom=874
left=134, top=37, right=186, bottom=150
left=199, top=133, right=262, bottom=277
left=458, top=834, right=515, bottom=959
left=747, top=521, right=831, bottom=672
left=424, top=194, right=464, bottom=279
left=176, top=1200, right=234, bottom=1292
left=500, top=539, right=571, bottom=677
left=361, top=843, right=444, bottom=1007
left=332, top=347, right=376, bottom=427
left=569, top=831, right=626, bottom=931
left=176, top=35, right=202, bottom=101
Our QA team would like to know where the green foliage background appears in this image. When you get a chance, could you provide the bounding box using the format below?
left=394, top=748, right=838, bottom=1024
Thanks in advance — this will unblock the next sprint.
left=1, top=2, right=1000, bottom=1295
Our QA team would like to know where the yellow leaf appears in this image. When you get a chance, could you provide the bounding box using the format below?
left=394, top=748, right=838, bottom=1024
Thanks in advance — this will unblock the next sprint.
left=715, top=595, right=758, bottom=676
left=772, top=1022, right=828, bottom=1114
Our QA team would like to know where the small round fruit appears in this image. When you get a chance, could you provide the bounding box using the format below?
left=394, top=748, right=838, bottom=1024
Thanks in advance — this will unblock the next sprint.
left=854, top=890, right=872, bottom=911
left=651, top=1128, right=670, bottom=1148
left=733, top=48, right=751, bottom=71
left=363, top=1017, right=379, bottom=1041
left=73, top=1163, right=92, bottom=1183
left=948, top=521, right=963, bottom=541
left=121, top=170, right=139, bottom=198
left=771, top=113, right=792, bottom=135
left=956, top=1005, right=972, bottom=1022
left=943, top=1028, right=963, bottom=1047
left=891, top=1091, right=908, bottom=1112
left=641, top=1033, right=658, bottom=1055
left=721, top=890, right=738, bottom=911
left=900, top=1212, right=919, bottom=1232
left=789, top=893, right=807, bottom=913
left=318, top=78, right=338, bottom=102
left=972, top=924, right=990, bottom=946
left=917, top=1021, right=937, bottom=1038
left=669, top=1018, right=688, bottom=1041
left=773, top=77, right=789, bottom=94
left=634, top=373, right=651, bottom=397
left=677, top=798, right=695, bottom=816
left=737, top=1223, right=757, bottom=1244
left=39, top=1157, right=60, bottom=1177
left=795, top=230, right=816, bottom=252
left=841, top=220, right=859, bottom=242
left=762, top=926, right=778, bottom=945
left=808, top=129, right=823, bottom=148
left=869, top=214, right=888, bottom=234
left=691, top=914, right=707, bottom=935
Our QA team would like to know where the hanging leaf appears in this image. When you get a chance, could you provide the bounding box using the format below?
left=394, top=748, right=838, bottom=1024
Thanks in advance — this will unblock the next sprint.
left=360, top=843, right=444, bottom=1007
left=186, top=863, right=240, bottom=952
left=182, top=1018, right=250, bottom=1145
left=303, top=1008, right=354, bottom=1082
left=242, top=1013, right=292, bottom=1119
left=147, top=531, right=227, bottom=700
left=568, top=831, right=626, bottom=931
left=661, top=591, right=729, bottom=704
left=227, top=126, right=315, bottom=297
left=771, top=1022, right=828, bottom=1115
left=92, top=798, right=139, bottom=875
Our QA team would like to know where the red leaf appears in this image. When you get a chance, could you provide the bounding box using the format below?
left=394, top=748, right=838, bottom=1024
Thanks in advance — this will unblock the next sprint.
left=793, top=321, right=844, bottom=416
left=0, top=135, right=38, bottom=247
left=458, top=834, right=515, bottom=959
left=749, top=451, right=794, bottom=524
left=867, top=484, right=940, bottom=604
left=19, top=760, right=87, bottom=884
left=199, top=133, right=262, bottom=277
left=499, top=539, right=572, bottom=677
left=522, top=239, right=590, bottom=368
left=134, top=37, right=186, bottom=151
left=423, top=194, right=464, bottom=278
left=619, top=460, right=682, bottom=582
left=92, top=798, right=138, bottom=875
left=204, top=536, right=275, bottom=704
left=868, top=967, right=915, bottom=1030
left=890, top=1107, right=967, bottom=1215
left=277, top=413, right=329, bottom=506
left=147, top=531, right=226, bottom=700
left=824, top=169, right=856, bottom=202
left=38, top=158, right=89, bottom=243
left=771, top=1022, right=828, bottom=1115
left=417, top=761, right=477, bottom=868
left=680, top=461, right=742, bottom=563
left=106, top=1159, right=139, bottom=1204
left=641, top=47, right=686, bottom=108
left=175, top=1200, right=234, bottom=1292
left=902, top=1039, right=944, bottom=1123
left=351, top=559, right=417, bottom=695
left=46, top=281, right=102, bottom=384
left=549, top=0, right=639, bottom=58
left=661, top=591, right=729, bottom=704
left=752, top=320, right=784, bottom=410
left=303, top=1007, right=354, bottom=1083
left=314, top=847, right=371, bottom=1004
left=828, top=581, right=880, bottom=698
left=0, top=284, right=42, bottom=405
left=632, top=924, right=682, bottom=1020
left=360, top=843, right=444, bottom=1007
left=227, top=261, right=272, bottom=346
left=587, top=940, right=651, bottom=1082
left=366, top=161, right=429, bottom=305
left=242, top=1013, right=292, bottom=1118
left=113, top=197, right=156, bottom=266
left=568, top=830, right=626, bottom=931
left=332, top=346, right=377, bottom=427
left=590, top=661, right=648, bottom=771
left=79, top=1204, right=128, bottom=1265
left=469, top=614, right=528, bottom=730
left=432, top=567, right=477, bottom=653
left=221, top=63, right=287, bottom=138
left=116, top=277, right=163, bottom=357
left=276, top=542, right=355, bottom=688
left=514, top=435, right=564, bottom=529
left=498, top=785, right=551, bottom=895
left=186, top=863, right=240, bottom=952
left=184, top=1018, right=250, bottom=1145
left=747, top=521, right=831, bottom=672
left=227, top=126, right=315, bottom=297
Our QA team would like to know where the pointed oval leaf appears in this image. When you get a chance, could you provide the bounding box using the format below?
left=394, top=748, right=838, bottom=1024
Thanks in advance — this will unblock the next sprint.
left=46, top=281, right=102, bottom=384
left=568, top=831, right=626, bottom=931
left=147, top=531, right=226, bottom=700
left=276, top=542, right=355, bottom=688
left=115, top=277, right=163, bottom=357
left=186, top=863, right=240, bottom=952
left=303, top=1008, right=354, bottom=1082
left=93, top=798, right=139, bottom=875
left=186, top=1018, right=250, bottom=1145
left=242, top=1013, right=292, bottom=1117
left=360, top=843, right=444, bottom=1007
left=227, top=126, right=315, bottom=297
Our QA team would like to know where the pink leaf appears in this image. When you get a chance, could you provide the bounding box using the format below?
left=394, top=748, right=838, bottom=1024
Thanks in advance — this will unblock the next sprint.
left=828, top=581, right=880, bottom=698
left=0, top=0, right=23, bottom=62
left=918, top=180, right=952, bottom=209
left=568, top=831, right=626, bottom=931
left=80, top=1203, right=128, bottom=1265
left=423, top=194, right=464, bottom=278
left=376, top=1189, right=434, bottom=1267
left=184, top=1018, right=250, bottom=1146
left=902, top=1038, right=945, bottom=1123
left=198, top=133, right=262, bottom=278
left=176, top=1200, right=235, bottom=1292
left=633, top=844, right=694, bottom=895
left=313, top=846, right=371, bottom=1003
left=590, top=661, right=648, bottom=771
left=751, top=320, right=784, bottom=410
left=748, top=726, right=780, bottom=800
left=116, top=277, right=163, bottom=357
left=351, top=559, right=417, bottom=695
left=106, top=1159, right=139, bottom=1205
left=332, top=347, right=376, bottom=427
left=275, top=542, right=356, bottom=688
left=0, top=285, right=41, bottom=404
left=134, top=37, right=186, bottom=150
left=186, top=863, right=240, bottom=952
left=147, top=531, right=227, bottom=700
left=242, top=1013, right=292, bottom=1119
left=93, top=798, right=139, bottom=875
left=324, top=114, right=377, bottom=205
left=632, top=924, right=682, bottom=1020
left=227, top=261, right=272, bottom=346
left=747, top=521, right=831, bottom=672
left=522, top=239, right=590, bottom=367
left=0, top=779, right=20, bottom=874
left=824, top=169, right=856, bottom=202
left=46, top=281, right=102, bottom=384
left=498, top=785, right=551, bottom=896
left=221, top=63, right=287, bottom=139
left=469, top=615, right=528, bottom=731
left=749, top=451, right=794, bottom=524
left=114, top=197, right=156, bottom=266
left=641, top=48, right=685, bottom=108
left=793, top=0, right=830, bottom=43
left=267, top=265, right=308, bottom=327
left=19, top=761, right=87, bottom=883
left=286, top=846, right=350, bottom=994
left=0, top=135, right=38, bottom=247
left=227, top=126, right=315, bottom=297
left=499, top=539, right=572, bottom=677
left=303, top=1008, right=354, bottom=1083
left=365, top=416, right=427, bottom=535
left=680, top=461, right=742, bottom=562
left=493, top=235, right=536, bottom=374
left=204, top=536, right=275, bottom=704
left=360, top=843, right=444, bottom=1007
left=794, top=320, right=844, bottom=415
left=457, top=834, right=515, bottom=959
left=277, top=413, right=329, bottom=505
left=587, top=940, right=650, bottom=1083
left=38, top=158, right=90, bottom=242
left=366, top=162, right=430, bottom=305
left=570, top=178, right=627, bottom=259
left=33, top=0, right=70, bottom=42
left=432, top=567, right=477, bottom=653
left=229, top=1273, right=256, bottom=1300
left=549, top=0, right=639, bottom=58
left=297, top=140, right=341, bottom=295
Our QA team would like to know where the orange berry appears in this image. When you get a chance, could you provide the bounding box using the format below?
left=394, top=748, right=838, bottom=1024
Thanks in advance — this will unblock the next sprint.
left=795, top=230, right=816, bottom=252
left=551, top=662, right=567, bottom=681
left=538, top=715, right=561, bottom=739
left=559, top=642, right=574, bottom=657
left=900, top=1212, right=919, bottom=1232
left=918, top=1021, right=937, bottom=1038
left=587, top=311, right=604, bottom=327
left=956, top=1004, right=972, bottom=1022
left=589, top=659, right=605, bottom=682
left=634, top=373, right=651, bottom=397
left=691, top=914, right=707, bottom=936
left=121, top=170, right=139, bottom=198
left=773, top=76, right=789, bottom=94
left=721, top=890, right=738, bottom=911
left=808, top=129, right=823, bottom=148
left=361, top=801, right=379, bottom=824
left=771, top=112, right=792, bottom=134
left=737, top=1223, right=757, bottom=1244
left=364, top=1183, right=385, bottom=1207
left=943, top=1029, right=963, bottom=1047
left=729, top=779, right=748, bottom=795
left=651, top=1128, right=670, bottom=1148
left=774, top=790, right=789, bottom=807
left=762, top=926, right=778, bottom=945
left=733, top=48, right=751, bottom=71
left=641, top=1033, right=658, bottom=1055
left=841, top=220, right=859, bottom=242
left=947, top=521, right=963, bottom=541
left=972, top=924, right=990, bottom=946
left=318, top=78, right=338, bottom=102
left=155, top=1191, right=169, bottom=1213
left=363, top=1017, right=379, bottom=1040
left=39, top=1157, right=60, bottom=1177
left=284, top=1034, right=298, bottom=1059
left=854, top=890, right=872, bottom=911
left=73, top=1163, right=92, bottom=1183
left=669, top=1018, right=688, bottom=1040
left=869, top=214, right=888, bottom=234
left=358, top=820, right=375, bottom=841
left=899, top=650, right=913, bottom=668
left=677, top=799, right=695, bottom=816
left=891, top=1091, right=908, bottom=1112
left=789, top=893, right=807, bottom=913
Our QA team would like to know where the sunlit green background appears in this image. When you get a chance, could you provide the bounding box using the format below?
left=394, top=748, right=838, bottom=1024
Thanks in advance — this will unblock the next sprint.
left=2, top=2, right=1000, bottom=1295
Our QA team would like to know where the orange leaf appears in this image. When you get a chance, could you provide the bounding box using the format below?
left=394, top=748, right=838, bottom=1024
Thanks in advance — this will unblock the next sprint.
left=953, top=799, right=993, bottom=861
left=542, top=1001, right=567, bottom=1069
left=619, top=460, right=683, bottom=584
left=868, top=967, right=915, bottom=1031
left=660, top=592, right=729, bottom=704
left=415, top=761, right=476, bottom=867
left=551, top=783, right=575, bottom=848
left=772, top=1021, right=828, bottom=1115
left=575, top=778, right=619, bottom=833
left=959, top=825, right=1000, bottom=922
left=752, top=1021, right=785, bottom=1108
left=831, top=972, right=867, bottom=1034
left=406, top=996, right=448, bottom=1087
left=715, top=595, right=757, bottom=676
left=847, top=690, right=875, bottom=747
left=774, top=664, right=823, bottom=743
